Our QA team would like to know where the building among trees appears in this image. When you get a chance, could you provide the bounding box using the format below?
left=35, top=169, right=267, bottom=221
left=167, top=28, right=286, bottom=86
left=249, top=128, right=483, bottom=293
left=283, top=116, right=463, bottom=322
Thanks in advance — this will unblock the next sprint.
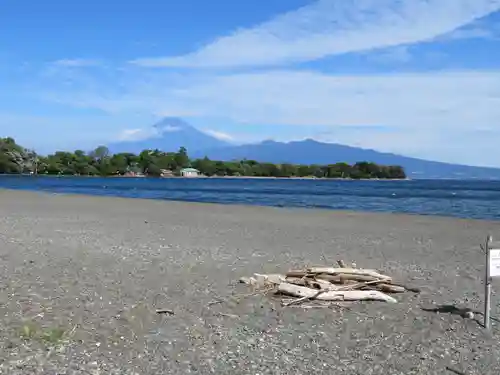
left=180, top=168, right=200, bottom=177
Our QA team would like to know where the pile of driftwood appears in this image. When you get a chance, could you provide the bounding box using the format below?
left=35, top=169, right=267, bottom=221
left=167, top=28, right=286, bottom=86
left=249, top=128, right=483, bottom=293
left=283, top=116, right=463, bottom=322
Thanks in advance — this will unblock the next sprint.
left=240, top=260, right=419, bottom=307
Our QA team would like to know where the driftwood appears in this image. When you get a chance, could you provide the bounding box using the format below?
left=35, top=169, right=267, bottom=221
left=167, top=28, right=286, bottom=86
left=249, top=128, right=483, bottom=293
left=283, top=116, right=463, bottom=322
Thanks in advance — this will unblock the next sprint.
left=284, top=276, right=308, bottom=286
left=282, top=288, right=327, bottom=306
left=305, top=278, right=339, bottom=290
left=288, top=269, right=391, bottom=282
left=307, top=267, right=392, bottom=281
left=316, top=273, right=378, bottom=283
left=307, top=267, right=380, bottom=274
left=239, top=260, right=420, bottom=307
left=287, top=270, right=311, bottom=278
left=286, top=277, right=348, bottom=290
left=375, top=283, right=406, bottom=293
left=278, top=283, right=398, bottom=303
left=337, top=279, right=387, bottom=291
left=287, top=271, right=379, bottom=283
left=280, top=272, right=418, bottom=294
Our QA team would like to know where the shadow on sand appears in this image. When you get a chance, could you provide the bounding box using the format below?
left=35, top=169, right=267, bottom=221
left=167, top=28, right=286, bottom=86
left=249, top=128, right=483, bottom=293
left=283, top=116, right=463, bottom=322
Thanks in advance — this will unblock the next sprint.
left=421, top=304, right=500, bottom=328
left=421, top=304, right=485, bottom=327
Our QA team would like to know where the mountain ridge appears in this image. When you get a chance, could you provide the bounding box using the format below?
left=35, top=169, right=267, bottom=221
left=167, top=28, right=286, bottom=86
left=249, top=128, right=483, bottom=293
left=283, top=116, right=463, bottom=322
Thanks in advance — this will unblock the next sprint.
left=108, top=117, right=231, bottom=155
left=193, top=139, right=500, bottom=179
left=108, top=118, right=500, bottom=179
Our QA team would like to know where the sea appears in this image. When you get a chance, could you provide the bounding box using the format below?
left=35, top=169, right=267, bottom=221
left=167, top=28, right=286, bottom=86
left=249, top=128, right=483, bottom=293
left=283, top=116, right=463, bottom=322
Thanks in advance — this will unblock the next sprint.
left=1, top=175, right=499, bottom=221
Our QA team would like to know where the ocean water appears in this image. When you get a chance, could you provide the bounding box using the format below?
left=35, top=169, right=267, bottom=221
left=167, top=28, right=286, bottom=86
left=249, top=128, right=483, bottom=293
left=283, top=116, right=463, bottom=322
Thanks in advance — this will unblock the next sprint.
left=1, top=175, right=500, bottom=220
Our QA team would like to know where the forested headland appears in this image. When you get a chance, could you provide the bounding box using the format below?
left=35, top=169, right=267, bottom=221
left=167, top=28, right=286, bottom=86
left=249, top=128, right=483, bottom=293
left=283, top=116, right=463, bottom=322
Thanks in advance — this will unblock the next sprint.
left=0, top=137, right=406, bottom=179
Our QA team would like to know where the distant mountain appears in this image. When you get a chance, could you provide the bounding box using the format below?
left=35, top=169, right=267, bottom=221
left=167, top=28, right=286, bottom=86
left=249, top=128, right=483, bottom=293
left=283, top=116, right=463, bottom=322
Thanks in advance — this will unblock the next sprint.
left=109, top=119, right=500, bottom=179
left=192, top=139, right=500, bottom=179
left=108, top=117, right=230, bottom=154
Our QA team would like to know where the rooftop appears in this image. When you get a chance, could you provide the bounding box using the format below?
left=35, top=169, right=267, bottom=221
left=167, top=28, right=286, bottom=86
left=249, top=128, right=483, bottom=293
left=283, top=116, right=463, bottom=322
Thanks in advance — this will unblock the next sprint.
left=180, top=168, right=199, bottom=172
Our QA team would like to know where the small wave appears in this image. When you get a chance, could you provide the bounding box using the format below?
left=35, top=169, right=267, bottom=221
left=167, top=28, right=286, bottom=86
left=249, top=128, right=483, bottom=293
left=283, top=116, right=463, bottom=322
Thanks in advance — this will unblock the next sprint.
left=1, top=176, right=500, bottom=220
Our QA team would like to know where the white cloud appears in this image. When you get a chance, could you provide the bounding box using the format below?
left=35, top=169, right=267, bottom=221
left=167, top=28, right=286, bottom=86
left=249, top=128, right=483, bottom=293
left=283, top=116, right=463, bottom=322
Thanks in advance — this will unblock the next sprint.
left=116, top=124, right=182, bottom=141
left=117, top=124, right=235, bottom=143
left=13, top=1, right=500, bottom=166
left=42, top=69, right=500, bottom=130
left=163, top=70, right=500, bottom=129
left=38, top=67, right=500, bottom=165
left=131, top=0, right=500, bottom=68
left=202, top=129, right=235, bottom=141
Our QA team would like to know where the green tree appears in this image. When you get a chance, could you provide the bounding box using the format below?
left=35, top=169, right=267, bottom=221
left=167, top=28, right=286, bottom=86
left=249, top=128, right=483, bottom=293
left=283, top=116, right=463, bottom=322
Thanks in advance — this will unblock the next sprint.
left=174, top=147, right=189, bottom=169
left=91, top=146, right=110, bottom=161
left=0, top=137, right=407, bottom=180
left=110, top=153, right=130, bottom=175
left=325, top=164, right=342, bottom=178
left=192, top=157, right=216, bottom=176
left=279, top=163, right=298, bottom=177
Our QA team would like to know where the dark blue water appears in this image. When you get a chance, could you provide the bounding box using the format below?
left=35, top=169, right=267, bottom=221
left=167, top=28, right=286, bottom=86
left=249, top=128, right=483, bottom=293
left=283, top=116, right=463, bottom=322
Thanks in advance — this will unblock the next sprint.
left=1, top=175, right=500, bottom=220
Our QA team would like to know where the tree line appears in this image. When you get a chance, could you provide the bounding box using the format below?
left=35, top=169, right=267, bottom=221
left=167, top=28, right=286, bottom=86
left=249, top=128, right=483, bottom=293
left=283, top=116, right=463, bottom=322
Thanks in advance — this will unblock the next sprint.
left=0, top=137, right=406, bottom=179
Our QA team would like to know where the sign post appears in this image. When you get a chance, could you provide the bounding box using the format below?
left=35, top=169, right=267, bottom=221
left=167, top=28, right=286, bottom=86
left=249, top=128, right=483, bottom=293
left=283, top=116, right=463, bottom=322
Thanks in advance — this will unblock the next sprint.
left=485, top=236, right=492, bottom=330
left=484, top=236, right=500, bottom=330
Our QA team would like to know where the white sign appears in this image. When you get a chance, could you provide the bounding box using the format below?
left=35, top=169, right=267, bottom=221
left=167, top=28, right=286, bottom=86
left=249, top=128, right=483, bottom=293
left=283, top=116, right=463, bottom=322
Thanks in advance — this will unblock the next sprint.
left=489, top=249, right=500, bottom=277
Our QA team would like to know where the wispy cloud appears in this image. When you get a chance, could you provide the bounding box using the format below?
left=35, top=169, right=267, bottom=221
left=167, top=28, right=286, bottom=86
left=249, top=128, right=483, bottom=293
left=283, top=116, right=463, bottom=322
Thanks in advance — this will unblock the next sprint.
left=116, top=124, right=183, bottom=141
left=52, top=59, right=103, bottom=67
left=115, top=125, right=236, bottom=144
left=39, top=67, right=500, bottom=131
left=202, top=129, right=235, bottom=142
left=20, top=65, right=500, bottom=165
left=15, top=0, right=500, bottom=165
left=131, top=0, right=500, bottom=68
left=444, top=26, right=496, bottom=40
left=436, top=13, right=500, bottom=41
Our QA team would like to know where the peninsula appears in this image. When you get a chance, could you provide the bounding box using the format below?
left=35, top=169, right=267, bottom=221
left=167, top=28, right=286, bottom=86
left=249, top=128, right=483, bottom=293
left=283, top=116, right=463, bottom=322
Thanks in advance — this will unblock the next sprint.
left=0, top=137, right=406, bottom=179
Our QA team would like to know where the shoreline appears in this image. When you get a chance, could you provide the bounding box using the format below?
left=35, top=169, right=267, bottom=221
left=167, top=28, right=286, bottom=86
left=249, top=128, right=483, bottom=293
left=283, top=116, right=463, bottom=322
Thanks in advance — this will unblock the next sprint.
left=0, top=187, right=495, bottom=224
left=0, top=173, right=411, bottom=181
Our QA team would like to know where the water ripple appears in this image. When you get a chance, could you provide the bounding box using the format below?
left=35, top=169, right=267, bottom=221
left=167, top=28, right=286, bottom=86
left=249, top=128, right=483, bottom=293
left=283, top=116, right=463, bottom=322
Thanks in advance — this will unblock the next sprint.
left=1, top=176, right=500, bottom=220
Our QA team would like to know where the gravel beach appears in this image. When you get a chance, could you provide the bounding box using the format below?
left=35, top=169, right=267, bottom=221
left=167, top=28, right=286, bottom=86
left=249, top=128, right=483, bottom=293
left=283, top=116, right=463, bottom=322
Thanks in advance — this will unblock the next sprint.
left=1, top=189, right=500, bottom=375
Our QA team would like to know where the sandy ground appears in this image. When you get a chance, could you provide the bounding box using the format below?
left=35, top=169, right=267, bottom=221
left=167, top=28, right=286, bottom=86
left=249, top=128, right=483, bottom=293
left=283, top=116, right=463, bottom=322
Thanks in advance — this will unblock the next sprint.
left=1, top=189, right=500, bottom=374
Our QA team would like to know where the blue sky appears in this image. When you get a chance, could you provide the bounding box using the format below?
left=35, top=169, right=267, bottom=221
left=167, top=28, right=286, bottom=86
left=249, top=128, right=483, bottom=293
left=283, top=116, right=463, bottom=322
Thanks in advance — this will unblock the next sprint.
left=1, top=0, right=500, bottom=166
